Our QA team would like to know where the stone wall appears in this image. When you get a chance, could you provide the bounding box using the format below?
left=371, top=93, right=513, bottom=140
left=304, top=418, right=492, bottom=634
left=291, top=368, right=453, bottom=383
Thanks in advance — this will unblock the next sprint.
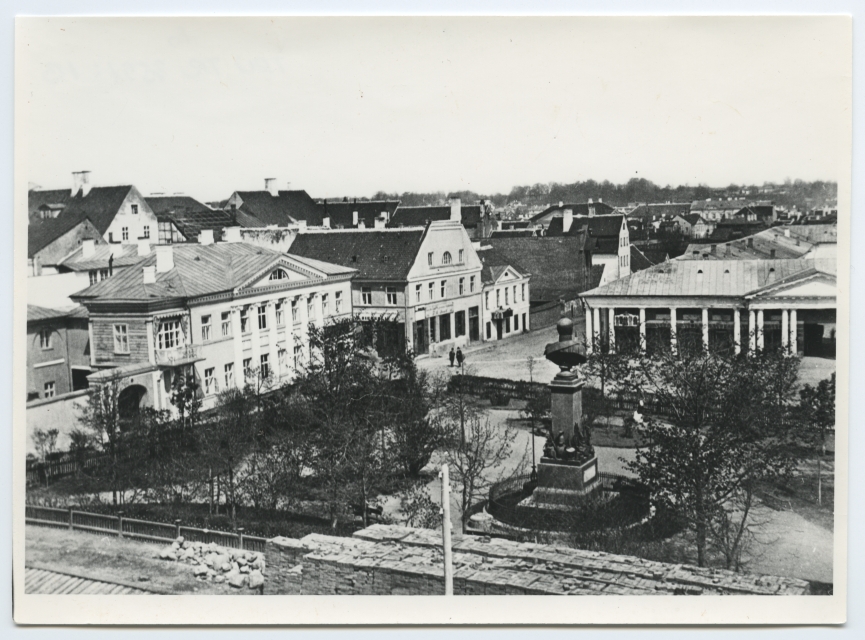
left=264, top=524, right=811, bottom=596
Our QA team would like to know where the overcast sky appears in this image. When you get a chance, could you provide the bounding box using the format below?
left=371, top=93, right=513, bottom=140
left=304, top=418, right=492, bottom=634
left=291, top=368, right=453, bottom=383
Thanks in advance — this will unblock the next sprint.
left=17, top=16, right=850, bottom=202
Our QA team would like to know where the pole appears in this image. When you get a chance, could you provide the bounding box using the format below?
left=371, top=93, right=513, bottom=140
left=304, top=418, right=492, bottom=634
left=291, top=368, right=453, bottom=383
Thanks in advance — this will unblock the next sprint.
left=440, top=464, right=454, bottom=596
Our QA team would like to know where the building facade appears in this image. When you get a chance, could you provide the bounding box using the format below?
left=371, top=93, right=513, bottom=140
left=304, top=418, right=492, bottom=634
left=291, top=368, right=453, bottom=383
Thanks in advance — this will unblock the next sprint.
left=26, top=305, right=92, bottom=401
left=479, top=260, right=532, bottom=342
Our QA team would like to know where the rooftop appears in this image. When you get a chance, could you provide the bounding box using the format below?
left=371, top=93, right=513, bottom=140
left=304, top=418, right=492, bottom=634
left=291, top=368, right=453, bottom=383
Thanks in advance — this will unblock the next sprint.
left=230, top=190, right=321, bottom=226
left=530, top=201, right=617, bottom=222
left=318, top=199, right=401, bottom=228
left=28, top=210, right=97, bottom=258
left=146, top=196, right=236, bottom=241
left=59, top=243, right=149, bottom=271
left=546, top=214, right=624, bottom=239
left=389, top=203, right=484, bottom=228
left=60, top=186, right=136, bottom=235
left=27, top=304, right=89, bottom=323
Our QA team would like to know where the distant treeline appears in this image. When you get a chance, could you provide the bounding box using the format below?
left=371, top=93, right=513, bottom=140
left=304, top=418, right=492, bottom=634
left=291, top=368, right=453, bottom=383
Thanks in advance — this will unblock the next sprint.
left=368, top=178, right=837, bottom=212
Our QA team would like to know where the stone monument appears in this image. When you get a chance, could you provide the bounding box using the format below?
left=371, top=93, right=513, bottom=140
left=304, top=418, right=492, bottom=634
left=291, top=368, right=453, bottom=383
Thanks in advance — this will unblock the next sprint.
left=525, top=317, right=601, bottom=509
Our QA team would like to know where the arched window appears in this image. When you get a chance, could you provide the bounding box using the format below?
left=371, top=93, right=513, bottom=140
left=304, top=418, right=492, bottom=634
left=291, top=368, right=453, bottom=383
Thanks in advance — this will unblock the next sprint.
left=442, top=251, right=452, bottom=265
left=269, top=268, right=289, bottom=281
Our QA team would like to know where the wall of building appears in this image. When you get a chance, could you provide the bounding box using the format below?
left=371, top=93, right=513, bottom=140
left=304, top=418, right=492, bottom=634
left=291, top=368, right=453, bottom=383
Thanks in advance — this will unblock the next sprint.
left=33, top=221, right=105, bottom=272
left=25, top=390, right=90, bottom=454
left=104, top=187, right=158, bottom=245
left=27, top=272, right=91, bottom=308
left=481, top=274, right=531, bottom=342
left=90, top=314, right=151, bottom=366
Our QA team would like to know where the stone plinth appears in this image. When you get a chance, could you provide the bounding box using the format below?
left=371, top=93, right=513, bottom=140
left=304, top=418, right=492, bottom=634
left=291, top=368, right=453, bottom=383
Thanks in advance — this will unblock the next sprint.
left=548, top=370, right=583, bottom=443
left=532, top=456, right=601, bottom=506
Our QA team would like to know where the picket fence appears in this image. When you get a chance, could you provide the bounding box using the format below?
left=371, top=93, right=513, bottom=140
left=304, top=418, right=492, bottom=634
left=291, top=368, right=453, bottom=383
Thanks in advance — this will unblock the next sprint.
left=24, top=504, right=268, bottom=553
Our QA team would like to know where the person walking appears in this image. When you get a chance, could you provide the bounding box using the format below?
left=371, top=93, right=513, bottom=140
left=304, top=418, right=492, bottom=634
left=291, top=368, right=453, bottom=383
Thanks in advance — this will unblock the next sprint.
left=448, top=347, right=456, bottom=367
left=456, top=347, right=464, bottom=368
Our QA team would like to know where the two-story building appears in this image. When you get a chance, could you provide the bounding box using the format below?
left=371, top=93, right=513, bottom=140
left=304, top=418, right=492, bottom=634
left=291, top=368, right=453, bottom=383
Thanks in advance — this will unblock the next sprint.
left=71, top=241, right=356, bottom=414
left=475, top=246, right=532, bottom=342
left=289, top=220, right=484, bottom=357
left=26, top=305, right=92, bottom=401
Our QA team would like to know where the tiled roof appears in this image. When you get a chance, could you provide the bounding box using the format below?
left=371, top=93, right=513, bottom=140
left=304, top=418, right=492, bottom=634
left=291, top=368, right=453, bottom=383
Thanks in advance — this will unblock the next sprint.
left=60, top=186, right=135, bottom=235
left=389, top=204, right=484, bottom=228
left=582, top=259, right=827, bottom=299
left=288, top=229, right=426, bottom=281
left=28, top=210, right=97, bottom=258
left=27, top=304, right=89, bottom=323
left=489, top=229, right=537, bottom=238
left=546, top=214, right=624, bottom=239
left=28, top=189, right=71, bottom=218
left=71, top=243, right=355, bottom=304
left=482, top=236, right=590, bottom=303
left=530, top=201, right=617, bottom=222
left=680, top=213, right=705, bottom=226
left=627, top=203, right=691, bottom=219
left=232, top=190, right=321, bottom=226
left=59, top=243, right=149, bottom=271
left=476, top=246, right=528, bottom=284
left=630, top=245, right=659, bottom=272
left=147, top=196, right=236, bottom=241
left=318, top=200, right=401, bottom=228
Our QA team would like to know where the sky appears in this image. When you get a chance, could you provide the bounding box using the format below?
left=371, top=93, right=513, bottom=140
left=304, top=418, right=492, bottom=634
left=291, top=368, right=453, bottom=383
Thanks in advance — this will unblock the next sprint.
left=17, top=16, right=851, bottom=202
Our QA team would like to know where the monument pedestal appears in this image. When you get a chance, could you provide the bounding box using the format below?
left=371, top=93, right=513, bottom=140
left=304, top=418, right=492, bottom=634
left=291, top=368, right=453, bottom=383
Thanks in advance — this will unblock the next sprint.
left=532, top=457, right=601, bottom=507
left=548, top=369, right=583, bottom=443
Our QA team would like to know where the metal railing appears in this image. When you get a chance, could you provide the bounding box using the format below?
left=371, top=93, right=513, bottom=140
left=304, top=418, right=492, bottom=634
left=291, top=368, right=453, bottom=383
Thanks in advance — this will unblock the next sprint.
left=155, top=344, right=201, bottom=366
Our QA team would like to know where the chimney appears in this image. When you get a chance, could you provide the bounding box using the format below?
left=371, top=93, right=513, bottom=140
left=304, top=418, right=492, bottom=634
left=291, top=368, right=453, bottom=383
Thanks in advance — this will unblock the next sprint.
left=223, top=227, right=241, bottom=243
left=784, top=228, right=791, bottom=238
left=142, top=265, right=156, bottom=284
left=137, top=241, right=150, bottom=256
left=562, top=209, right=574, bottom=233
left=770, top=249, right=776, bottom=259
left=352, top=211, right=359, bottom=226
left=72, top=171, right=92, bottom=197
left=199, top=229, right=214, bottom=245
left=558, top=201, right=563, bottom=208
left=82, top=239, right=96, bottom=258
left=358, top=220, right=366, bottom=229
left=450, top=197, right=461, bottom=222
left=265, top=178, right=278, bottom=197
left=156, top=245, right=174, bottom=273
left=598, top=198, right=603, bottom=203
left=322, top=216, right=331, bottom=229
left=374, top=218, right=385, bottom=229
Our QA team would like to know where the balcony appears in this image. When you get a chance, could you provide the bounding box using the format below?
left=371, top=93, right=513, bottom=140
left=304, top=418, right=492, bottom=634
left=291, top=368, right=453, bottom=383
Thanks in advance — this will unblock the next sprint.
left=155, top=344, right=204, bottom=367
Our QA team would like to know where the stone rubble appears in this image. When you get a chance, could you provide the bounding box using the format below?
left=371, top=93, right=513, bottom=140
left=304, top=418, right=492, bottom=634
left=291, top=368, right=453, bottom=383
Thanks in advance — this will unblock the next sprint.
left=155, top=536, right=266, bottom=591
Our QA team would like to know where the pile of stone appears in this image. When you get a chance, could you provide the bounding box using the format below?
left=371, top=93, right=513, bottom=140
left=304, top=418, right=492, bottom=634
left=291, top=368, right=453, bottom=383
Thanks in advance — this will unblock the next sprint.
left=156, top=536, right=265, bottom=591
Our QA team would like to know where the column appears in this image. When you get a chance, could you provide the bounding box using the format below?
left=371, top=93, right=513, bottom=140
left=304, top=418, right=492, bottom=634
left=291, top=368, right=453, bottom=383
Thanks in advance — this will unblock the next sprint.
left=757, top=310, right=764, bottom=351
left=733, top=308, right=741, bottom=355
left=592, top=307, right=600, bottom=350
left=585, top=306, right=594, bottom=354
left=267, top=300, right=279, bottom=380
left=638, top=308, right=646, bottom=353
left=790, top=309, right=798, bottom=355
left=231, top=307, right=244, bottom=389
left=748, top=310, right=756, bottom=354
left=250, top=303, right=262, bottom=380
left=701, top=308, right=709, bottom=350
left=608, top=308, right=616, bottom=353
left=670, top=307, right=678, bottom=353
left=781, top=309, right=789, bottom=350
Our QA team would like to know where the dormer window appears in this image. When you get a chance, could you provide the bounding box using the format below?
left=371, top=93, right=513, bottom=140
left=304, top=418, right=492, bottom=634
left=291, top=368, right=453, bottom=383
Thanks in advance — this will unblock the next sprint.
left=269, top=268, right=289, bottom=281
left=131, top=204, right=139, bottom=215
left=442, top=251, right=452, bottom=265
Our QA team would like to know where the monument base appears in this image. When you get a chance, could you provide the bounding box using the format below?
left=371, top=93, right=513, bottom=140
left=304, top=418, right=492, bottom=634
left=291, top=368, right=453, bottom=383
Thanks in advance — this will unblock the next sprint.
left=531, top=456, right=601, bottom=508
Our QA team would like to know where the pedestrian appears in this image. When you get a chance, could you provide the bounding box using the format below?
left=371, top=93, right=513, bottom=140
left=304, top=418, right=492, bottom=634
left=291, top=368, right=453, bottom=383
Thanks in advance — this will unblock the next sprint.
left=456, top=347, right=464, bottom=368
left=448, top=347, right=455, bottom=367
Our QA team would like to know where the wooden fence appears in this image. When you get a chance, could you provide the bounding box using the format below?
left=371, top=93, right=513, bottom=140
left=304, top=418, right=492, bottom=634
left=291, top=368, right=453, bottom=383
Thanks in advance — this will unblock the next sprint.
left=26, top=452, right=107, bottom=487
left=25, top=505, right=268, bottom=553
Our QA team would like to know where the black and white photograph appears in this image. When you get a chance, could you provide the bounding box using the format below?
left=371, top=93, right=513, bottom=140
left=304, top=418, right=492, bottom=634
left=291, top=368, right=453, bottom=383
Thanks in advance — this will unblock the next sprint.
left=12, top=14, right=850, bottom=625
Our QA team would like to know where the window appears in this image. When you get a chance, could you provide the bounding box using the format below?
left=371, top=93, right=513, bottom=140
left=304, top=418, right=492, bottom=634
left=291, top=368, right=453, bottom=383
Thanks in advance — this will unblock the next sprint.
left=513, top=285, right=517, bottom=302
left=143, top=225, right=150, bottom=239
left=386, top=287, right=397, bottom=305
left=204, top=367, right=218, bottom=395
left=260, top=354, right=270, bottom=379
left=505, top=288, right=509, bottom=305
left=122, top=227, right=129, bottom=241
left=440, top=280, right=446, bottom=298
left=440, top=314, right=451, bottom=341
left=415, top=284, right=422, bottom=302
left=459, top=278, right=464, bottom=295
left=278, top=348, right=287, bottom=372
left=269, top=269, right=288, bottom=281
left=276, top=301, right=284, bottom=325
left=455, top=310, right=466, bottom=337
left=99, top=269, right=109, bottom=281
left=131, top=204, right=139, bottom=215
left=470, top=275, right=476, bottom=292
left=442, top=251, right=452, bottom=265
left=293, top=344, right=303, bottom=370
left=427, top=252, right=434, bottom=266
left=38, top=329, right=51, bottom=350
left=361, top=287, right=372, bottom=305
left=335, top=291, right=343, bottom=314
left=485, top=291, right=490, bottom=309
left=221, top=312, right=231, bottom=337
left=108, top=232, right=114, bottom=243
left=505, top=316, right=511, bottom=333
left=44, top=381, right=55, bottom=398
left=201, top=315, right=212, bottom=341
left=243, top=358, right=252, bottom=379
left=224, top=363, right=234, bottom=388
left=113, top=324, right=129, bottom=353
left=514, top=314, right=519, bottom=331
left=157, top=320, right=181, bottom=350
left=322, top=294, right=329, bottom=316
left=89, top=271, right=98, bottom=286
left=258, top=305, right=267, bottom=330
left=459, top=249, right=464, bottom=263
left=240, top=308, right=250, bottom=333
left=521, top=283, right=526, bottom=301
left=291, top=299, right=298, bottom=322
left=307, top=298, right=314, bottom=320
left=428, top=282, right=434, bottom=300
left=496, top=289, right=501, bottom=307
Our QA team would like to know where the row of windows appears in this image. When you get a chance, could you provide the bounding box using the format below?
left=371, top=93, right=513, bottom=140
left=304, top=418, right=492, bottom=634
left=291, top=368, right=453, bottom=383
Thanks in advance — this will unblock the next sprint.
left=485, top=313, right=526, bottom=339
left=484, top=283, right=527, bottom=310
left=619, top=255, right=630, bottom=268
left=89, top=269, right=111, bottom=285
left=428, top=249, right=464, bottom=267
left=359, top=277, right=478, bottom=306
left=202, top=347, right=304, bottom=395
left=109, top=225, right=150, bottom=243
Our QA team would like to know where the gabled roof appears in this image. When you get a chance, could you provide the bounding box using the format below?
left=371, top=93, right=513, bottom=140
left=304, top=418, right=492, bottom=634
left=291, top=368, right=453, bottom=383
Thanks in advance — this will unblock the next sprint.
left=60, top=186, right=135, bottom=235
left=388, top=204, right=484, bottom=228
left=27, top=304, right=89, bottom=324
left=318, top=200, right=401, bottom=228
left=28, top=189, right=71, bottom=218
left=71, top=243, right=355, bottom=305
left=582, top=259, right=826, bottom=299
left=627, top=203, right=692, bottom=219
left=630, top=245, right=659, bottom=272
left=546, top=214, right=624, bottom=239
left=288, top=229, right=426, bottom=281
left=678, top=213, right=705, bottom=226
left=28, top=210, right=98, bottom=258
left=530, top=201, right=617, bottom=222
left=147, top=196, right=236, bottom=241
left=482, top=235, right=590, bottom=303
left=232, top=190, right=321, bottom=226
left=59, top=243, right=149, bottom=271
left=476, top=246, right=529, bottom=285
